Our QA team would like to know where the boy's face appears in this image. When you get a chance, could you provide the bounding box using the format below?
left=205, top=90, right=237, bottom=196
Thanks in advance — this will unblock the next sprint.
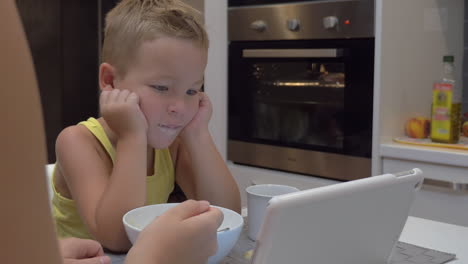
left=113, top=37, right=207, bottom=148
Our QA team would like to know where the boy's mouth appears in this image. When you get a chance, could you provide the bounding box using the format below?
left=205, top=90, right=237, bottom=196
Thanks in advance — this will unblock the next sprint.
left=158, top=124, right=182, bottom=135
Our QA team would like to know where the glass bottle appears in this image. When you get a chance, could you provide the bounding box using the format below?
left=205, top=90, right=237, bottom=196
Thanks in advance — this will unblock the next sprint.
left=430, top=55, right=461, bottom=143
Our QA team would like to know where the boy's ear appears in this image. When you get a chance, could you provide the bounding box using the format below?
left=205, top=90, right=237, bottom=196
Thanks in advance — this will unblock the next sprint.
left=99, top=63, right=117, bottom=91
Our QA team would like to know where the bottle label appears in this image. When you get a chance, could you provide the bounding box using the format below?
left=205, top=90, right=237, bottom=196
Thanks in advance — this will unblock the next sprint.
left=431, top=83, right=454, bottom=141
left=433, top=83, right=453, bottom=92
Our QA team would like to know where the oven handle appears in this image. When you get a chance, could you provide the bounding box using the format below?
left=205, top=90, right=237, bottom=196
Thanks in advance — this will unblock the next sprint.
left=423, top=178, right=468, bottom=193
left=242, top=48, right=343, bottom=58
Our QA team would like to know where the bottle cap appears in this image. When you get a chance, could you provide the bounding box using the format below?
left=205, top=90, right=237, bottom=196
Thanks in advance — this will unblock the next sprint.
left=443, top=55, right=454, bottom=63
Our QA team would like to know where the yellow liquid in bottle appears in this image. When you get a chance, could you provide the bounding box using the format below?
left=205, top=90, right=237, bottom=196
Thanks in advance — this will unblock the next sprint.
left=430, top=56, right=460, bottom=144
left=431, top=100, right=461, bottom=144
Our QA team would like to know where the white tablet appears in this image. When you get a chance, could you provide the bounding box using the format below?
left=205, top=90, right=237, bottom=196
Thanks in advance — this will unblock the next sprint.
left=251, top=168, right=424, bottom=264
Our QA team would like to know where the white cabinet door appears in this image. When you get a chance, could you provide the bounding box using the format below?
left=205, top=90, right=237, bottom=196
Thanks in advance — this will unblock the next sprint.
left=383, top=158, right=468, bottom=227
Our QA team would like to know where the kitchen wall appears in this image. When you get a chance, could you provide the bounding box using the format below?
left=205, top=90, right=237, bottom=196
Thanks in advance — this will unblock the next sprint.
left=370, top=0, right=465, bottom=174
left=183, top=0, right=204, bottom=13
left=375, top=0, right=464, bottom=142
left=204, top=0, right=228, bottom=160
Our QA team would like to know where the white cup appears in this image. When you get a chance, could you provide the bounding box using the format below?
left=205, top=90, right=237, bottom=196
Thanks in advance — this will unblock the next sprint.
left=246, top=184, right=300, bottom=241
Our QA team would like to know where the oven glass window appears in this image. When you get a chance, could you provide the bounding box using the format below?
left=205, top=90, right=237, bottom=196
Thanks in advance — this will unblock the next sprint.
left=249, top=61, right=345, bottom=150
left=229, top=39, right=374, bottom=158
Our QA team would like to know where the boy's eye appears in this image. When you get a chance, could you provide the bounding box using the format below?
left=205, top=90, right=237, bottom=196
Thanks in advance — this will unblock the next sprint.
left=150, top=85, right=168, bottom=91
left=186, top=89, right=199, bottom=96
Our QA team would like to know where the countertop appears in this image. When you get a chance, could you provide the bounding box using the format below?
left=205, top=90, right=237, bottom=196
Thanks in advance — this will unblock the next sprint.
left=107, top=216, right=468, bottom=264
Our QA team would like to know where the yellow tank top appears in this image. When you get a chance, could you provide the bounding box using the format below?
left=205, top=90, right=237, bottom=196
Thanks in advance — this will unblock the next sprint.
left=52, top=117, right=175, bottom=239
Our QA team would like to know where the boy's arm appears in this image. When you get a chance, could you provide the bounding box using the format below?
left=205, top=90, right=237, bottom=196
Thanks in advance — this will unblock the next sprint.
left=174, top=133, right=241, bottom=213
left=56, top=89, right=148, bottom=252
left=175, top=92, right=240, bottom=213
left=56, top=125, right=147, bottom=252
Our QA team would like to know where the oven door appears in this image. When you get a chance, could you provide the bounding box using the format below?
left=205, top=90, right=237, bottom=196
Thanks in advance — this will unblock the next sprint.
left=228, top=39, right=374, bottom=179
left=229, top=0, right=327, bottom=6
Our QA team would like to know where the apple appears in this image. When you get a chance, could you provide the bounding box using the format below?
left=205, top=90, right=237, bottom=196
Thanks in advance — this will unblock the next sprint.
left=463, top=121, right=468, bottom=137
left=405, top=117, right=430, bottom=139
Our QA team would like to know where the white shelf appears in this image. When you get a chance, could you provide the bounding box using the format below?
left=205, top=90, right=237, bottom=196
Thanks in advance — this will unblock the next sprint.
left=380, top=139, right=468, bottom=185
left=380, top=140, right=468, bottom=168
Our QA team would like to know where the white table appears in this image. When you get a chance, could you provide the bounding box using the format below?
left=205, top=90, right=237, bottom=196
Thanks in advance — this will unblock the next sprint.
left=108, top=216, right=468, bottom=264
left=398, top=216, right=468, bottom=264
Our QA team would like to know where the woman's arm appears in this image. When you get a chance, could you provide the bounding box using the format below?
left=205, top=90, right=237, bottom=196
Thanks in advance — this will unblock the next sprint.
left=1, top=1, right=62, bottom=263
left=125, top=200, right=223, bottom=264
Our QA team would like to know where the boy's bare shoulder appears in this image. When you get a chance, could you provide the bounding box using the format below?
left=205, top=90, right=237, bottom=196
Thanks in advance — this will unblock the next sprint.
left=55, top=124, right=99, bottom=154
left=56, top=124, right=91, bottom=144
left=56, top=124, right=112, bottom=167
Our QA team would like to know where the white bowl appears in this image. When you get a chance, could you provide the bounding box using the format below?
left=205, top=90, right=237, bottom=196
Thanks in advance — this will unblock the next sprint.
left=123, top=203, right=244, bottom=264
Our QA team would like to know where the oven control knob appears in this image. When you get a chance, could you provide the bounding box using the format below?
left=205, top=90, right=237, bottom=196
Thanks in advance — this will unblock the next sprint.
left=250, top=20, right=267, bottom=32
left=323, top=16, right=339, bottom=29
left=287, top=19, right=300, bottom=31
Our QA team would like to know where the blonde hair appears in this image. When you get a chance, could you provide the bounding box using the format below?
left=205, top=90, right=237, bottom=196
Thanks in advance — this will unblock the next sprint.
left=102, top=0, right=208, bottom=76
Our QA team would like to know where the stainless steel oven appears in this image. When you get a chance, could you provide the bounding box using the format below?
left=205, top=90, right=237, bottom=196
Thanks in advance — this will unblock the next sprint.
left=228, top=0, right=375, bottom=181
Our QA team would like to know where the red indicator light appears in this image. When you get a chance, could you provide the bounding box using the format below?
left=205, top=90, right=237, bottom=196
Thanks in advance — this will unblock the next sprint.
left=344, top=19, right=351, bottom=25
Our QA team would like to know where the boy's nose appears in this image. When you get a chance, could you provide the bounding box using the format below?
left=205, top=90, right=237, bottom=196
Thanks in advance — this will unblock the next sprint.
left=167, top=98, right=185, bottom=115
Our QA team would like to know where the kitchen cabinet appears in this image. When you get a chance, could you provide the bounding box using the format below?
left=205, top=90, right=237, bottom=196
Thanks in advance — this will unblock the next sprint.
left=380, top=143, right=468, bottom=226
left=205, top=0, right=468, bottom=226
left=16, top=0, right=101, bottom=163
left=373, top=0, right=468, bottom=226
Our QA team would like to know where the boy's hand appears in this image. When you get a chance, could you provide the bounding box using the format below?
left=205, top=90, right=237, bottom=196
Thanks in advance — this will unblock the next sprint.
left=100, top=86, right=148, bottom=139
left=180, top=92, right=212, bottom=142
left=59, top=237, right=111, bottom=264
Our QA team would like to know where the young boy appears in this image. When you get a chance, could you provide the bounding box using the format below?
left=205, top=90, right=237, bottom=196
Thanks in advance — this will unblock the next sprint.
left=51, top=0, right=240, bottom=252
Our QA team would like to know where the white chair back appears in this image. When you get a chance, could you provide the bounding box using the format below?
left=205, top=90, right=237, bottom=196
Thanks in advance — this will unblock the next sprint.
left=45, top=164, right=55, bottom=203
